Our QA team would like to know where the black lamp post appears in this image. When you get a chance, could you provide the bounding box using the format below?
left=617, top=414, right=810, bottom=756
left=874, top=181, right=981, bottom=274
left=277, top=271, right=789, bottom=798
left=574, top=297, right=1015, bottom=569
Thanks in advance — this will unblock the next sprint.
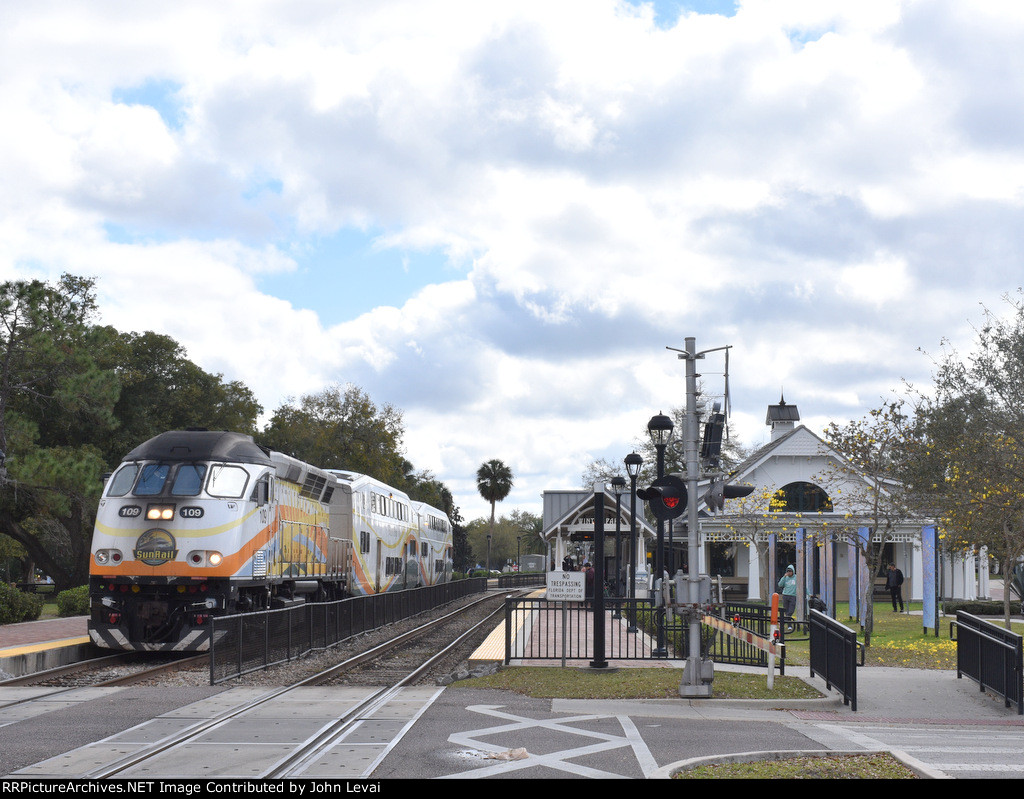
left=611, top=475, right=626, bottom=618
left=648, top=411, right=674, bottom=657
left=625, top=451, right=642, bottom=632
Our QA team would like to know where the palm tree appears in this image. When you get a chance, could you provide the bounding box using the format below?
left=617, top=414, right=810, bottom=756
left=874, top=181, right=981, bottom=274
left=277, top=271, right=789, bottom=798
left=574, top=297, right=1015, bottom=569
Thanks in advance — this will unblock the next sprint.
left=476, top=459, right=514, bottom=572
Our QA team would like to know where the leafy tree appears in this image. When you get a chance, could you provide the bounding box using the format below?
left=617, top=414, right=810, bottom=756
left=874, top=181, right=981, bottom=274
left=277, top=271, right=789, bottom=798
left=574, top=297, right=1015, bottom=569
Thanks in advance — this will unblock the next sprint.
left=0, top=275, right=116, bottom=588
left=262, top=384, right=406, bottom=485
left=0, top=274, right=115, bottom=455
left=476, top=459, right=514, bottom=571
left=464, top=510, right=540, bottom=571
left=714, top=485, right=786, bottom=601
left=821, top=400, right=920, bottom=646
left=908, top=292, right=1024, bottom=626
left=98, top=329, right=261, bottom=462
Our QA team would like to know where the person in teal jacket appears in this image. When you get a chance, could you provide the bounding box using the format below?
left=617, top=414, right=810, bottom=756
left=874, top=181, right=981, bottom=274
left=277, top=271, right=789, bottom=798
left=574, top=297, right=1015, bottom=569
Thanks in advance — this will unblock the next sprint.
left=778, top=564, right=798, bottom=620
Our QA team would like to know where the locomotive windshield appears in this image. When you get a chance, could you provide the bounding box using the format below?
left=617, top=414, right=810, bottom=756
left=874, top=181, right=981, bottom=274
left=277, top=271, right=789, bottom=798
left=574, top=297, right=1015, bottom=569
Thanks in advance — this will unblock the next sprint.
left=105, top=461, right=229, bottom=498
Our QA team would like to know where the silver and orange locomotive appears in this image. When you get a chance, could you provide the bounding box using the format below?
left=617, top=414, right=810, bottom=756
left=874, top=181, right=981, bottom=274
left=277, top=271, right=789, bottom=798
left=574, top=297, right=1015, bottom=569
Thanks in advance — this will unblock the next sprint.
left=88, top=430, right=453, bottom=651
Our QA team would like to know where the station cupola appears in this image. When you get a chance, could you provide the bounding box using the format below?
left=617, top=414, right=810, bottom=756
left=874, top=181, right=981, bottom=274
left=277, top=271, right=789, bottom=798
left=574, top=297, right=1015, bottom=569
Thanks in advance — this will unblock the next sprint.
left=766, top=394, right=800, bottom=441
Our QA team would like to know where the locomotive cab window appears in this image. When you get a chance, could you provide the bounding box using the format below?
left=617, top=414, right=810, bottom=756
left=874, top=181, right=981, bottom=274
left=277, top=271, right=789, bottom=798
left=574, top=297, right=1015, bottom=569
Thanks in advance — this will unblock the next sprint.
left=135, top=463, right=171, bottom=496
left=106, top=464, right=140, bottom=497
left=171, top=464, right=207, bottom=496
left=206, top=465, right=250, bottom=498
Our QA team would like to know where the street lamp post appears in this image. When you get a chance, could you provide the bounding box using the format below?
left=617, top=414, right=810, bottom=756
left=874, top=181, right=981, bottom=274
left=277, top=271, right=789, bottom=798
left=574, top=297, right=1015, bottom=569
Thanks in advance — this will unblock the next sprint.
left=611, top=475, right=626, bottom=619
left=625, top=452, right=643, bottom=633
left=648, top=412, right=674, bottom=657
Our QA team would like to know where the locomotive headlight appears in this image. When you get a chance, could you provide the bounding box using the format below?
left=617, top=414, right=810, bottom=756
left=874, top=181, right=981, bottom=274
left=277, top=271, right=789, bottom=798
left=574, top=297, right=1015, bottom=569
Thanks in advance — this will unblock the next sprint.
left=186, top=550, right=224, bottom=567
left=146, top=505, right=175, bottom=521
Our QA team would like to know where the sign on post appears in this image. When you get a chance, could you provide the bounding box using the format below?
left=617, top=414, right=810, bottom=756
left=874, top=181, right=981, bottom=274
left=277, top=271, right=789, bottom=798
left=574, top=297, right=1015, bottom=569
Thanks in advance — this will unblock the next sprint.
left=547, top=571, right=585, bottom=667
left=546, top=570, right=585, bottom=601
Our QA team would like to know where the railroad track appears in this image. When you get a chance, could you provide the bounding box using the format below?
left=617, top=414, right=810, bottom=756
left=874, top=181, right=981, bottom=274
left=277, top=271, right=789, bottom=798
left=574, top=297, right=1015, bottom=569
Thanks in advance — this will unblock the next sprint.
left=77, top=590, right=516, bottom=779
left=0, top=652, right=208, bottom=688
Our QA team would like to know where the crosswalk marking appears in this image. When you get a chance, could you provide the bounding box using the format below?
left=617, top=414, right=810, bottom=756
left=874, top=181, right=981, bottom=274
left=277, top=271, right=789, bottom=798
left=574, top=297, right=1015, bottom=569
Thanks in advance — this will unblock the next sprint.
left=444, top=704, right=659, bottom=779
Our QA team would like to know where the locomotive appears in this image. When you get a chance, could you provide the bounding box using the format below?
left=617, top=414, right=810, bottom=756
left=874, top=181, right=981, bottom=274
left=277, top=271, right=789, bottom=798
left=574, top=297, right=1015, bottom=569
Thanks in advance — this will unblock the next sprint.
left=87, top=430, right=454, bottom=651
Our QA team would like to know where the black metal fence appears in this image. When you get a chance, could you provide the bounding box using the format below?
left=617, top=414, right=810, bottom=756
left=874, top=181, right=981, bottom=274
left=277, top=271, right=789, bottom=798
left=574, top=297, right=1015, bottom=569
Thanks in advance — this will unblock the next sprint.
left=952, top=610, right=1024, bottom=715
left=496, top=572, right=548, bottom=590
left=503, top=597, right=784, bottom=669
left=209, top=577, right=487, bottom=685
left=808, top=608, right=859, bottom=711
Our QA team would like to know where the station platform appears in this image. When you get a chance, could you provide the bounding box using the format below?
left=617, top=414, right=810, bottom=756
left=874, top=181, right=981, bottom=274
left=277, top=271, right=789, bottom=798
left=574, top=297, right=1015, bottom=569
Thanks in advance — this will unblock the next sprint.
left=470, top=589, right=682, bottom=670
left=0, top=616, right=97, bottom=679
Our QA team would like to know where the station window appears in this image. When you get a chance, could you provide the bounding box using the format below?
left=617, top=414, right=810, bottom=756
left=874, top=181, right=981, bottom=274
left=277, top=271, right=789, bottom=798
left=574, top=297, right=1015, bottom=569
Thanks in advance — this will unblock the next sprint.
left=773, top=482, right=833, bottom=512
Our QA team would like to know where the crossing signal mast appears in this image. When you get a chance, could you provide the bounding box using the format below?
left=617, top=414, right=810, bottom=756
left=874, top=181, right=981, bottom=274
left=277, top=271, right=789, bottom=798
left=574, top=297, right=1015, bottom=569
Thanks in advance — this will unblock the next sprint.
left=661, top=336, right=752, bottom=697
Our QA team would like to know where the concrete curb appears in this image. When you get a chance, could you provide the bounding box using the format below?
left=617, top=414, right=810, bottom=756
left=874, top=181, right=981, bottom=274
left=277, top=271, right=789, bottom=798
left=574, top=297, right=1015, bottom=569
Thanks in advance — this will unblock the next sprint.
left=650, top=748, right=949, bottom=779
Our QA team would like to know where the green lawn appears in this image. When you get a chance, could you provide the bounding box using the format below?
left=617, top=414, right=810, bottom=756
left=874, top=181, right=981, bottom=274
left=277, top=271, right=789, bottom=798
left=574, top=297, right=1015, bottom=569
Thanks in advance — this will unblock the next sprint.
left=782, top=601, right=1024, bottom=669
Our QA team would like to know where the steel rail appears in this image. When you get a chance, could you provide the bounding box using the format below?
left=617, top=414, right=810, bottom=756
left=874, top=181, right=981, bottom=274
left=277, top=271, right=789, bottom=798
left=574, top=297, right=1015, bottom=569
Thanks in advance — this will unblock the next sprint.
left=85, top=592, right=512, bottom=779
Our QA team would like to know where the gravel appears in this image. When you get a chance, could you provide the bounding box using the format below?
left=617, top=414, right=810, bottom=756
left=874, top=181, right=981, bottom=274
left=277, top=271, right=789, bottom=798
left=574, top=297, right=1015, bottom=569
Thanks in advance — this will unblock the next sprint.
left=152, top=591, right=509, bottom=688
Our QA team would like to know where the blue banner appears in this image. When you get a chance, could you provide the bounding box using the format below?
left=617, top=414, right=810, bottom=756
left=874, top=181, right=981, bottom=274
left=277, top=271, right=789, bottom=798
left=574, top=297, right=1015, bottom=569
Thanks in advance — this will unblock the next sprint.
left=922, top=525, right=938, bottom=634
left=822, top=531, right=834, bottom=616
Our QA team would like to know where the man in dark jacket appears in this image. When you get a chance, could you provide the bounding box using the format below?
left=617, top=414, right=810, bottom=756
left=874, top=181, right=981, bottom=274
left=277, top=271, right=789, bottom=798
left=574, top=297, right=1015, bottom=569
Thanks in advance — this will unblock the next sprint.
left=886, top=563, right=904, bottom=612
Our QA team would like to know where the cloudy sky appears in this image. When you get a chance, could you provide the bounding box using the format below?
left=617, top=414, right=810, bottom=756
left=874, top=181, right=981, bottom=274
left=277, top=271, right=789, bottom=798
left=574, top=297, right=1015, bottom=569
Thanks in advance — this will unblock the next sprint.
left=3, top=0, right=1023, bottom=522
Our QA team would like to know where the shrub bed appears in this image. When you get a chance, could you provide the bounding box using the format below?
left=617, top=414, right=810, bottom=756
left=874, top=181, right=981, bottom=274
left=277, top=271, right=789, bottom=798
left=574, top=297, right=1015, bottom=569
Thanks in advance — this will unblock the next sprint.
left=56, top=585, right=90, bottom=617
left=941, top=599, right=1022, bottom=616
left=0, top=582, right=44, bottom=624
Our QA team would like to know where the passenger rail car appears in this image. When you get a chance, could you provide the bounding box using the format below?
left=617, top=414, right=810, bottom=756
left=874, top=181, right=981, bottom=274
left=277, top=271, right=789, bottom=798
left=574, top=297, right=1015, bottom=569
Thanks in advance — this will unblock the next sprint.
left=88, top=430, right=454, bottom=651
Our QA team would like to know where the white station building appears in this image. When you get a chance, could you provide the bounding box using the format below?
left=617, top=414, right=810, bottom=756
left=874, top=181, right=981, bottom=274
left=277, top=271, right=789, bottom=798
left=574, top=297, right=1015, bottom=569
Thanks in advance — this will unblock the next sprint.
left=541, top=397, right=988, bottom=610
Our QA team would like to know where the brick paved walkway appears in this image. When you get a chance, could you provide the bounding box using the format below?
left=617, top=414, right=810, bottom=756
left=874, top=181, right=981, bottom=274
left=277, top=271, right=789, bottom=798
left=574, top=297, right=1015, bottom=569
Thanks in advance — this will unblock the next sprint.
left=0, top=616, right=88, bottom=651
left=511, top=601, right=680, bottom=668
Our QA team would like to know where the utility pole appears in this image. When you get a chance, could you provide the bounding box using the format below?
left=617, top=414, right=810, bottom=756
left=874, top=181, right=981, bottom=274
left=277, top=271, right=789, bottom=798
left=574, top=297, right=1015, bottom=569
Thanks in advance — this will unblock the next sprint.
left=674, top=336, right=732, bottom=698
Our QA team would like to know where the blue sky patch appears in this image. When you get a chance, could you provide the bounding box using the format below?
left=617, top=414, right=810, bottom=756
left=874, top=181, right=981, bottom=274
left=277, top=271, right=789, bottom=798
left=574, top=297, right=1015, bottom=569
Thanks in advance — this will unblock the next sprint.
left=626, top=0, right=738, bottom=27
left=112, top=79, right=186, bottom=131
left=260, top=229, right=457, bottom=326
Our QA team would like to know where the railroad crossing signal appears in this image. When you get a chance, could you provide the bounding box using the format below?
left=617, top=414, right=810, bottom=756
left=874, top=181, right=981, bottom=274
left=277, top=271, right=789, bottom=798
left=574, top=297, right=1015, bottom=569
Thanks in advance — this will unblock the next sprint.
left=637, top=474, right=687, bottom=521
left=703, top=479, right=754, bottom=512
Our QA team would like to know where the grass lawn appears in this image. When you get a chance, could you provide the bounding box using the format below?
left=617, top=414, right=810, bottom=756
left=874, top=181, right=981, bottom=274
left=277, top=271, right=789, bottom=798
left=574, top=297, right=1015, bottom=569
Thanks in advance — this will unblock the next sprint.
left=782, top=600, right=1024, bottom=670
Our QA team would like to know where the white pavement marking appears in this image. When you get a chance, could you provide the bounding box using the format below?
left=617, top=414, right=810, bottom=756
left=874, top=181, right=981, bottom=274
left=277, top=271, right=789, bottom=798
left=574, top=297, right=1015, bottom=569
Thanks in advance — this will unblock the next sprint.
left=813, top=722, right=1024, bottom=778
left=443, top=704, right=660, bottom=779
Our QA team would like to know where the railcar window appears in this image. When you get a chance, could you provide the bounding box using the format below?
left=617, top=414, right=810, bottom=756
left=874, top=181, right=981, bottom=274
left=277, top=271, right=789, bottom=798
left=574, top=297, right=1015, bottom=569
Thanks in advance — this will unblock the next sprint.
left=171, top=464, right=207, bottom=496
left=134, top=464, right=170, bottom=496
left=107, top=464, right=139, bottom=497
left=206, top=465, right=249, bottom=498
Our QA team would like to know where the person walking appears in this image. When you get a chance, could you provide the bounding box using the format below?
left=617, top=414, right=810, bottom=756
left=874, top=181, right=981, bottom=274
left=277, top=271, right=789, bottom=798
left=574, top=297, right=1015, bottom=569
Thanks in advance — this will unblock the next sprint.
left=886, top=563, right=905, bottom=612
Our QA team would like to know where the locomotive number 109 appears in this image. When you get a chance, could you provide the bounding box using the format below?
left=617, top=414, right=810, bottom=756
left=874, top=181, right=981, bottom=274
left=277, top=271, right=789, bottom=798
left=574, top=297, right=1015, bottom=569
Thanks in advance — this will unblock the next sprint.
left=87, top=430, right=454, bottom=652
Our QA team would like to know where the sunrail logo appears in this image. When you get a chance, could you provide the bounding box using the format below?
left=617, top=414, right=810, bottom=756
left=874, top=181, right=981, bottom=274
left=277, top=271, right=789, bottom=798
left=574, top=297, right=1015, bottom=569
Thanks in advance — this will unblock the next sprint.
left=134, top=528, right=178, bottom=566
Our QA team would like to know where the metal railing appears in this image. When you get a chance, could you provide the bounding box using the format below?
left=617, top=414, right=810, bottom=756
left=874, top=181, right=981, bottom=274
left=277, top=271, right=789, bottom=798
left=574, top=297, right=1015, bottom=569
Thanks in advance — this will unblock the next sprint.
left=952, top=610, right=1024, bottom=715
left=503, top=597, right=786, bottom=669
left=209, top=577, right=487, bottom=684
left=496, top=571, right=548, bottom=590
left=808, top=608, right=859, bottom=711
left=504, top=597, right=667, bottom=662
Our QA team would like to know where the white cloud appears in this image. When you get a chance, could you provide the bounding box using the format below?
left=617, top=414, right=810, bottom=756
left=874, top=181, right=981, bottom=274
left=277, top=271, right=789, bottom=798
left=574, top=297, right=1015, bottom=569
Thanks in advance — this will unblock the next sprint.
left=2, top=1, right=1023, bottom=522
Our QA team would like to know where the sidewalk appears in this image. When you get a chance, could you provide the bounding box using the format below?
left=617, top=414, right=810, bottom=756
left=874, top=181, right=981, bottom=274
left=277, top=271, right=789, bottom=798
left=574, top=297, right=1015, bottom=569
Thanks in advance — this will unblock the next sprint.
left=0, top=616, right=88, bottom=650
